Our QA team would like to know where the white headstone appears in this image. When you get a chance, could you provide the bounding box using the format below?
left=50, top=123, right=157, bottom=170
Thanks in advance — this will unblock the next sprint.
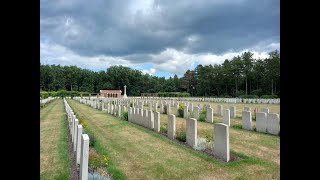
left=154, top=112, right=160, bottom=132
left=206, top=107, right=213, bottom=123
left=76, top=125, right=83, bottom=164
left=80, top=134, right=89, bottom=180
left=213, top=123, right=230, bottom=162
left=230, top=106, right=236, bottom=118
left=168, top=114, right=176, bottom=139
left=256, top=112, right=267, bottom=133
left=187, top=118, right=197, bottom=148
left=223, top=109, right=230, bottom=126
left=267, top=113, right=280, bottom=135
left=242, top=111, right=252, bottom=130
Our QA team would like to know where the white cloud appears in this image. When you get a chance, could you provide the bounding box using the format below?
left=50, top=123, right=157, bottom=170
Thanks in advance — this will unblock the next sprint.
left=142, top=68, right=156, bottom=75
left=149, top=43, right=278, bottom=76
left=40, top=41, right=132, bottom=70
left=41, top=40, right=278, bottom=78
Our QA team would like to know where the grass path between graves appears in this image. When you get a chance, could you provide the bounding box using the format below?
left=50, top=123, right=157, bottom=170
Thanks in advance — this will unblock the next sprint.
left=160, top=113, right=280, bottom=166
left=68, top=99, right=279, bottom=180
left=40, top=99, right=70, bottom=180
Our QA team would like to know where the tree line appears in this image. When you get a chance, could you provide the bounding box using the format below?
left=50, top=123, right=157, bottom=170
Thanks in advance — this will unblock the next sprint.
left=40, top=50, right=280, bottom=97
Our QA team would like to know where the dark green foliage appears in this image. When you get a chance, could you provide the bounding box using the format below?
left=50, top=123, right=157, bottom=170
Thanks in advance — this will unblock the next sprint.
left=122, top=111, right=128, bottom=121
left=176, top=124, right=187, bottom=142
left=199, top=109, right=207, bottom=122
left=260, top=95, right=279, bottom=99
left=240, top=95, right=259, bottom=99
left=40, top=90, right=90, bottom=98
left=158, top=92, right=191, bottom=97
left=176, top=131, right=186, bottom=142
left=40, top=50, right=279, bottom=97
left=178, top=104, right=184, bottom=117
left=199, top=113, right=206, bottom=122
left=84, top=131, right=97, bottom=147
left=251, top=89, right=263, bottom=97
left=231, top=124, right=243, bottom=129
left=160, top=123, right=168, bottom=134
left=163, top=105, right=167, bottom=114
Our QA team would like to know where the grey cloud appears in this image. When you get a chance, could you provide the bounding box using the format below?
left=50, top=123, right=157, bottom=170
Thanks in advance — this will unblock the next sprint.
left=41, top=0, right=279, bottom=63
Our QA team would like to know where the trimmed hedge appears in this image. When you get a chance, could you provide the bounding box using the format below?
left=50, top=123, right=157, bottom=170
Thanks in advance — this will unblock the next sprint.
left=40, top=90, right=91, bottom=98
left=260, top=95, right=279, bottom=99
left=239, top=95, right=259, bottom=99
left=158, top=92, right=191, bottom=97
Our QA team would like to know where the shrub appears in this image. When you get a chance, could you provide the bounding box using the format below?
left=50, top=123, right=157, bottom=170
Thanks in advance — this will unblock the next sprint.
left=205, top=133, right=213, bottom=143
left=84, top=131, right=96, bottom=147
left=88, top=148, right=109, bottom=177
left=176, top=124, right=186, bottom=142
left=237, top=90, right=246, bottom=96
left=40, top=90, right=91, bottom=98
left=122, top=111, right=128, bottom=121
left=178, top=104, right=184, bottom=117
left=130, top=102, right=133, bottom=107
left=199, top=109, right=207, bottom=122
left=199, top=113, right=206, bottom=122
left=195, top=137, right=213, bottom=150
left=79, top=118, right=88, bottom=128
left=158, top=92, right=191, bottom=97
left=221, top=95, right=233, bottom=98
left=176, top=131, right=186, bottom=142
left=160, top=123, right=168, bottom=134
left=240, top=95, right=259, bottom=98
left=231, top=124, right=242, bottom=129
left=251, top=89, right=263, bottom=97
left=40, top=91, right=49, bottom=99
left=260, top=95, right=279, bottom=99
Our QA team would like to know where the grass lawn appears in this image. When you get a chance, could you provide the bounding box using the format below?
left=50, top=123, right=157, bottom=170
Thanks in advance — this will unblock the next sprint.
left=68, top=99, right=280, bottom=179
left=40, top=99, right=70, bottom=180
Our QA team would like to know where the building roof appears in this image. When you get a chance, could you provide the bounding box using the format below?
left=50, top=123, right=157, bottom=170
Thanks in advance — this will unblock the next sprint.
left=100, top=90, right=122, bottom=93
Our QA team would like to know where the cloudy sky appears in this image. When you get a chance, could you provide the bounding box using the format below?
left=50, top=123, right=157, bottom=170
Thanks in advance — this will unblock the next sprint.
left=40, top=0, right=279, bottom=78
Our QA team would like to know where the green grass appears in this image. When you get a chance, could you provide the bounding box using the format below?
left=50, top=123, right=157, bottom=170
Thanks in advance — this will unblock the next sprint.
left=40, top=99, right=70, bottom=180
left=68, top=99, right=279, bottom=179
left=83, top=126, right=126, bottom=180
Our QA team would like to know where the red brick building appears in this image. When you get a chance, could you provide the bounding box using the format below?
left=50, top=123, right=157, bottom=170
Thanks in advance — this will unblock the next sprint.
left=99, top=90, right=122, bottom=98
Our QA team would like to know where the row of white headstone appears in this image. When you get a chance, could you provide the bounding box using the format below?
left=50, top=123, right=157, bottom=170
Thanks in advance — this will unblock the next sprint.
left=64, top=98, right=90, bottom=180
left=217, top=106, right=280, bottom=136
left=40, top=97, right=56, bottom=106
left=163, top=113, right=230, bottom=162
left=128, top=107, right=157, bottom=130
left=73, top=97, right=231, bottom=162
left=130, top=96, right=280, bottom=104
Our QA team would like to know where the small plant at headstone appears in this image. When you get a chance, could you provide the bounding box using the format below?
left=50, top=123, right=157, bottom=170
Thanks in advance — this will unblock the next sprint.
left=122, top=111, right=128, bottom=121
left=195, top=137, right=213, bottom=151
left=84, top=132, right=96, bottom=147
left=199, top=109, right=207, bottom=122
left=79, top=118, right=88, bottom=128
left=176, top=123, right=186, bottom=142
left=130, top=102, right=133, bottom=107
left=88, top=148, right=111, bottom=179
left=176, top=130, right=186, bottom=142
left=178, top=104, right=184, bottom=117
left=204, top=133, right=213, bottom=143
left=160, top=123, right=168, bottom=134
left=231, top=124, right=242, bottom=129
